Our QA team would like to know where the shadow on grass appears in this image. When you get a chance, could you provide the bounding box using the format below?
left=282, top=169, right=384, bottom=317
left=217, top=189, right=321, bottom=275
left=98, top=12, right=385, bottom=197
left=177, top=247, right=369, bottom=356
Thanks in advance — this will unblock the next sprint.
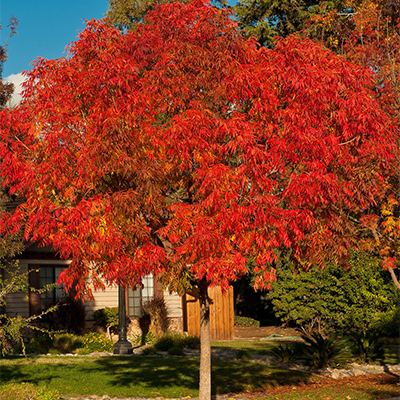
left=212, top=360, right=311, bottom=394
left=0, top=356, right=312, bottom=397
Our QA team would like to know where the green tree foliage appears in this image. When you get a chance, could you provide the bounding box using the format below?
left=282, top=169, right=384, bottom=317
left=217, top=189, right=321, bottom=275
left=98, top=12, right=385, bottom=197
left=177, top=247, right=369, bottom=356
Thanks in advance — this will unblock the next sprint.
left=234, top=0, right=346, bottom=46
left=107, top=0, right=226, bottom=31
left=268, top=252, right=400, bottom=336
left=106, top=0, right=169, bottom=31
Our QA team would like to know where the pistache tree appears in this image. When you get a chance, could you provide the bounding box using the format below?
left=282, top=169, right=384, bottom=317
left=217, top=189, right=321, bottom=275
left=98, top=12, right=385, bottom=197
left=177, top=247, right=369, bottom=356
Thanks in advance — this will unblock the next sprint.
left=0, top=1, right=397, bottom=398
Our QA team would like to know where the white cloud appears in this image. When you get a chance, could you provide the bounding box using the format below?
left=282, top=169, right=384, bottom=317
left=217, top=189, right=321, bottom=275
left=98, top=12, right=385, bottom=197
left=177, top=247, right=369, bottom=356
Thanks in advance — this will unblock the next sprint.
left=5, top=72, right=26, bottom=106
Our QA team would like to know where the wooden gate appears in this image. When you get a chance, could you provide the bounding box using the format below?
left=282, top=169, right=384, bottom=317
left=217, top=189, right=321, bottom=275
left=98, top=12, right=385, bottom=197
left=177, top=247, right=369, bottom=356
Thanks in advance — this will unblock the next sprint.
left=183, top=286, right=234, bottom=340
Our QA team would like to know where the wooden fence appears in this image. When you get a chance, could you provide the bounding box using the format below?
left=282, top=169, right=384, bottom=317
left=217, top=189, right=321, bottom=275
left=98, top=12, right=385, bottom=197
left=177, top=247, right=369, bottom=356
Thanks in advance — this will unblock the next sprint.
left=183, top=286, right=234, bottom=340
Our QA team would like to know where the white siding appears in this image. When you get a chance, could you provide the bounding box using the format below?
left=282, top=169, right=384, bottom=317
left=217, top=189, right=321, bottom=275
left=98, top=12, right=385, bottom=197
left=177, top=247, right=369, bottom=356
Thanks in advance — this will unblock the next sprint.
left=164, top=290, right=182, bottom=318
left=85, top=284, right=119, bottom=320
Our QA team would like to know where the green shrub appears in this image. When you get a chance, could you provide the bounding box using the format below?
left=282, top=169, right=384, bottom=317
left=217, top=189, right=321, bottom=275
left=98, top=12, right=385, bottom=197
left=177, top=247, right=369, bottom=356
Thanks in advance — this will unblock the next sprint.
left=370, top=304, right=400, bottom=337
left=180, top=335, right=200, bottom=349
left=77, top=332, right=114, bottom=353
left=49, top=295, right=86, bottom=335
left=348, top=330, right=385, bottom=364
left=234, top=316, right=260, bottom=327
left=153, top=333, right=199, bottom=352
left=52, top=333, right=83, bottom=353
left=300, top=332, right=349, bottom=369
left=0, top=383, right=60, bottom=400
left=154, top=334, right=177, bottom=351
left=132, top=331, right=156, bottom=346
left=141, top=346, right=157, bottom=355
left=168, top=345, right=185, bottom=356
left=23, top=332, right=53, bottom=354
left=269, top=343, right=300, bottom=364
left=0, top=264, right=57, bottom=356
left=269, top=251, right=400, bottom=336
left=93, top=307, right=119, bottom=331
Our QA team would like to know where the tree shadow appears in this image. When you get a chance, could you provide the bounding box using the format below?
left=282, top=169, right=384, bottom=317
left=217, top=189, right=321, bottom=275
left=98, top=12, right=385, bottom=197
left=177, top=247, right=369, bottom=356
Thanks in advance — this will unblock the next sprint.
left=1, top=355, right=313, bottom=397
left=212, top=360, right=311, bottom=394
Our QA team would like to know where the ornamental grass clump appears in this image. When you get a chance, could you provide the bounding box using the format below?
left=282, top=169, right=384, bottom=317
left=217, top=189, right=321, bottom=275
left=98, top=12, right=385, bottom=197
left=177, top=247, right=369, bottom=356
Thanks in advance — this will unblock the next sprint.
left=140, top=297, right=170, bottom=338
left=300, top=332, right=349, bottom=369
left=348, top=330, right=385, bottom=364
left=269, top=343, right=300, bottom=365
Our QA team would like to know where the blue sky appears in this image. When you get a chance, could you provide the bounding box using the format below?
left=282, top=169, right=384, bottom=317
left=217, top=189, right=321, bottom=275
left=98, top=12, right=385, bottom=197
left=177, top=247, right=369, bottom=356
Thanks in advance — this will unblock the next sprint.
left=1, top=1, right=109, bottom=77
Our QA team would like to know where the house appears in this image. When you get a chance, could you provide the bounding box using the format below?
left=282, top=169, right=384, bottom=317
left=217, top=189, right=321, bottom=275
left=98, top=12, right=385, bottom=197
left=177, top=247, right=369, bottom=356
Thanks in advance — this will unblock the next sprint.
left=4, top=243, right=233, bottom=340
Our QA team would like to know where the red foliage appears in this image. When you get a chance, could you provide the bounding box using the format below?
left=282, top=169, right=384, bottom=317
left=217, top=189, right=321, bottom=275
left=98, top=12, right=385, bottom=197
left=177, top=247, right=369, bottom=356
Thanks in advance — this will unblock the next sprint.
left=0, top=1, right=397, bottom=296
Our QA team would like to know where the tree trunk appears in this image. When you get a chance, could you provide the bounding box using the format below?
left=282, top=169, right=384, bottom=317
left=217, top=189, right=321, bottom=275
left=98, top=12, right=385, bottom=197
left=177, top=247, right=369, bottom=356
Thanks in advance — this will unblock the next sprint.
left=198, top=279, right=211, bottom=400
left=388, top=267, right=400, bottom=290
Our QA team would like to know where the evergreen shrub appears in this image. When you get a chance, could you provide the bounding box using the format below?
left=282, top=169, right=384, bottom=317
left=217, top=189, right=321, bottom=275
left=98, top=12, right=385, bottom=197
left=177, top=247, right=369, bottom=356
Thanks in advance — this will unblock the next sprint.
left=269, top=251, right=399, bottom=336
left=234, top=316, right=260, bottom=327
left=93, top=307, right=119, bottom=331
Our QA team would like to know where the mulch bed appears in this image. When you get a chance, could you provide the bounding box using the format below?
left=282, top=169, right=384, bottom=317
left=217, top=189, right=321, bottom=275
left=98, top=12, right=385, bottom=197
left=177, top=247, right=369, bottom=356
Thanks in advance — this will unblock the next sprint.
left=224, top=373, right=400, bottom=399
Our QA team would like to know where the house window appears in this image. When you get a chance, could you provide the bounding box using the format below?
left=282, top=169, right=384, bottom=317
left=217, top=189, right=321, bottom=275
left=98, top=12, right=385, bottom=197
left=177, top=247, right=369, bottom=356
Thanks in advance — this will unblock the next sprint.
left=29, top=264, right=68, bottom=315
left=128, top=274, right=154, bottom=318
left=40, top=265, right=67, bottom=310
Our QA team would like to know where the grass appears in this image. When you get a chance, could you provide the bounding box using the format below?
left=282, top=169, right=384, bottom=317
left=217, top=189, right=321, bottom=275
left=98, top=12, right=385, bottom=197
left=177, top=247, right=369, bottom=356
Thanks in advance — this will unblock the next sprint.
left=0, top=355, right=311, bottom=398
left=1, top=338, right=398, bottom=399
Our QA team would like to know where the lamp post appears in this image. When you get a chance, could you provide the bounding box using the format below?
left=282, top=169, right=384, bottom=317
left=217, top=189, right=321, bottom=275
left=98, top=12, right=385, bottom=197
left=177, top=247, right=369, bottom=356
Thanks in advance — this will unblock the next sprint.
left=113, top=285, right=133, bottom=355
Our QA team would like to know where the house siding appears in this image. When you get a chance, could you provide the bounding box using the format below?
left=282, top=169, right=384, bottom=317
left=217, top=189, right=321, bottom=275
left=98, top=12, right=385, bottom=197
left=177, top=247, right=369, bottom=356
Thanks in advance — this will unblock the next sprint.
left=164, top=290, right=182, bottom=319
left=85, top=284, right=119, bottom=320
left=4, top=259, right=71, bottom=319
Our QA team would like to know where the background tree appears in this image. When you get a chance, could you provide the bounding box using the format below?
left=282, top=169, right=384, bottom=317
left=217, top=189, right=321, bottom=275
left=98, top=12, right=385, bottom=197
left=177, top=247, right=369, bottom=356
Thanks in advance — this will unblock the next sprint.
left=234, top=0, right=347, bottom=46
left=0, top=2, right=397, bottom=399
left=107, top=0, right=226, bottom=31
left=106, top=0, right=170, bottom=31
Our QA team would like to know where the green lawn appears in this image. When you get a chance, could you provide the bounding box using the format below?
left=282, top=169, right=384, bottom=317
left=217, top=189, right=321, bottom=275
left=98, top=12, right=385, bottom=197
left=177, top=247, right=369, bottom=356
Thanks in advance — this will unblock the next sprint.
left=1, top=338, right=398, bottom=399
left=0, top=355, right=311, bottom=398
